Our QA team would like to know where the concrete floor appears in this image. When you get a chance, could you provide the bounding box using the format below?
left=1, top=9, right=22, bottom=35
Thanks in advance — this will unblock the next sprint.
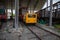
left=0, top=21, right=60, bottom=40
left=0, top=21, right=38, bottom=40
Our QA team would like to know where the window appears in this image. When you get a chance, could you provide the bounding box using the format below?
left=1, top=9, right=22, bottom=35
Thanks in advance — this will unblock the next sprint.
left=28, top=14, right=36, bottom=18
left=58, top=3, right=60, bottom=8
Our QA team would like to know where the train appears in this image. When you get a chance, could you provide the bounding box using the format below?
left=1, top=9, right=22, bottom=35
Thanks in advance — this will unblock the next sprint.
left=23, top=12, right=37, bottom=24
left=19, top=7, right=37, bottom=24
left=0, top=9, right=7, bottom=22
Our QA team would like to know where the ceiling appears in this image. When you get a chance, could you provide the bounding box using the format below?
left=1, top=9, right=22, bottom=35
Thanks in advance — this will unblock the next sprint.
left=0, top=0, right=46, bottom=11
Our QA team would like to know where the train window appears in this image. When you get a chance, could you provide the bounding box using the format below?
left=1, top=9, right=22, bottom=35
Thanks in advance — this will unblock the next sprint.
left=48, top=7, right=50, bottom=11
left=28, top=14, right=36, bottom=18
left=58, top=3, right=60, bottom=8
left=33, top=15, right=36, bottom=18
left=54, top=6, right=57, bottom=9
left=28, top=15, right=32, bottom=17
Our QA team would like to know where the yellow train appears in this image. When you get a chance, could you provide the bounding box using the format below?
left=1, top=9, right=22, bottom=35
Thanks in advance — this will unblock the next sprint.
left=23, top=13, right=37, bottom=24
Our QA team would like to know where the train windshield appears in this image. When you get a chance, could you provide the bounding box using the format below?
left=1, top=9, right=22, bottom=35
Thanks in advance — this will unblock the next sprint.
left=0, top=9, right=5, bottom=15
left=28, top=14, right=36, bottom=18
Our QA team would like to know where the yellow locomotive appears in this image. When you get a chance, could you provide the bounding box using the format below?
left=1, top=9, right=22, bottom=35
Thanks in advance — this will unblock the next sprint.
left=23, top=13, right=37, bottom=24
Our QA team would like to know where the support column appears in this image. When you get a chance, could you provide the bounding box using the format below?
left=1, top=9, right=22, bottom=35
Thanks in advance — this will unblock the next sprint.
left=11, top=0, right=13, bottom=20
left=56, top=4, right=58, bottom=18
left=11, top=9, right=13, bottom=20
left=47, top=0, right=48, bottom=8
left=47, top=0, right=48, bottom=17
left=44, top=9, right=45, bottom=17
left=15, top=0, right=19, bottom=28
left=49, top=0, right=53, bottom=26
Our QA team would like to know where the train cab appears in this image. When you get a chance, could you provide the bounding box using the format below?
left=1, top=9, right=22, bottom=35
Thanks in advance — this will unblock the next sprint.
left=23, top=13, right=37, bottom=24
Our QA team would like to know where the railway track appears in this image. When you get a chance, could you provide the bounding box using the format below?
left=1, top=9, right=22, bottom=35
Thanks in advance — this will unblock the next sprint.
left=20, top=22, right=40, bottom=40
left=35, top=24, right=60, bottom=38
left=23, top=24, right=60, bottom=40
left=26, top=25, right=41, bottom=40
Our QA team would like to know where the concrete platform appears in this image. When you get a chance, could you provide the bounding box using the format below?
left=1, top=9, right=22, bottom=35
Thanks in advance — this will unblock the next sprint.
left=36, top=23, right=60, bottom=37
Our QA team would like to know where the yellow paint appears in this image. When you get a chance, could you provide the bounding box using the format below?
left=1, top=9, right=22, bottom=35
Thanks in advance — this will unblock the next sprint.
left=23, top=13, right=37, bottom=23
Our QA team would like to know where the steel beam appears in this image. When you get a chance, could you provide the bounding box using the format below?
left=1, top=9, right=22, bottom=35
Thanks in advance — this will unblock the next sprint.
left=27, top=0, right=31, bottom=9
left=49, top=0, right=53, bottom=26
left=11, top=0, right=13, bottom=20
left=15, top=0, right=19, bottom=28
left=33, top=0, right=39, bottom=10
left=47, top=0, right=48, bottom=9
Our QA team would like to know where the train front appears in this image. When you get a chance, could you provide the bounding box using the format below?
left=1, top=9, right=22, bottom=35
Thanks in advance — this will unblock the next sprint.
left=24, top=13, right=37, bottom=24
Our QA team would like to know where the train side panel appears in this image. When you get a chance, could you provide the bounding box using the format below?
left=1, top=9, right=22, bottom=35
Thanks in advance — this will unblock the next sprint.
left=0, top=9, right=7, bottom=22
